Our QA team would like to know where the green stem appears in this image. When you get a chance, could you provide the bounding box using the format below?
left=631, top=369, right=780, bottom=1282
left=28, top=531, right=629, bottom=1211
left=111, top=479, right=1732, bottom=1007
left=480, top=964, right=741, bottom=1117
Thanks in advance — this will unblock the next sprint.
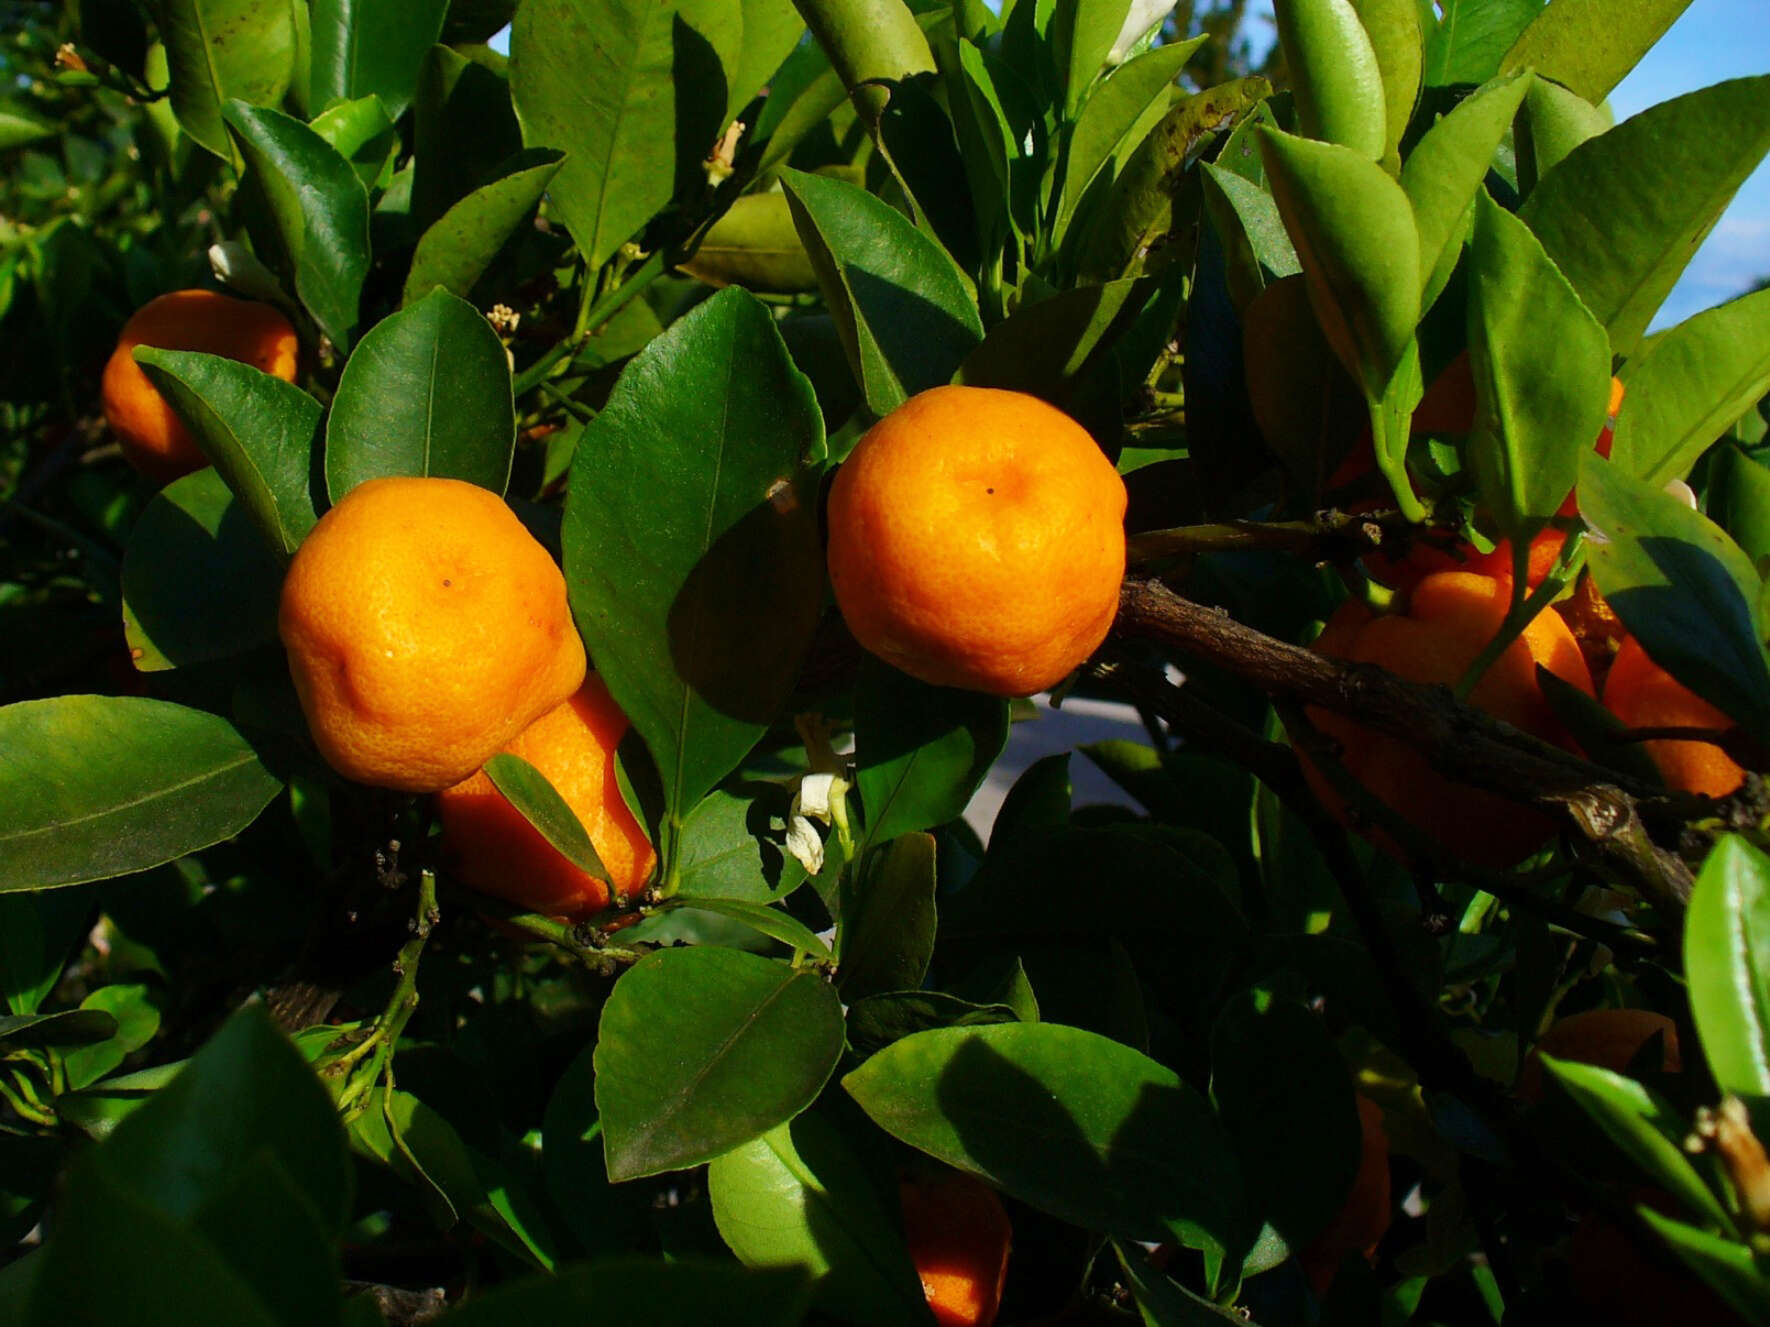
left=516, top=248, right=672, bottom=399
left=1368, top=395, right=1426, bottom=523
left=1454, top=531, right=1584, bottom=701
left=337, top=870, right=437, bottom=1120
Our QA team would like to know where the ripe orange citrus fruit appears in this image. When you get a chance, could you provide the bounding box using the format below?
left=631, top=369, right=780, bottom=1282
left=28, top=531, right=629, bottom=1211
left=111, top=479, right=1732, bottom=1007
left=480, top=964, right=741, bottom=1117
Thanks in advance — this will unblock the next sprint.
left=1517, top=1007, right=1681, bottom=1103
left=1300, top=1093, right=1390, bottom=1295
left=826, top=385, right=1127, bottom=697
left=899, top=1171, right=1012, bottom=1327
left=1299, top=571, right=1594, bottom=867
left=102, top=289, right=299, bottom=484
left=1603, top=636, right=1747, bottom=798
left=278, top=476, right=586, bottom=793
left=437, top=676, right=655, bottom=919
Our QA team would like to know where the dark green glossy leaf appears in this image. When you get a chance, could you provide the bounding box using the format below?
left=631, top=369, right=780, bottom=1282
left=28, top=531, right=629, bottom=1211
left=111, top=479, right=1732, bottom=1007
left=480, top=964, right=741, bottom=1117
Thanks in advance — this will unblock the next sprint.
left=780, top=167, right=983, bottom=418
left=1401, top=71, right=1532, bottom=300
left=0, top=697, right=283, bottom=893
left=672, top=784, right=808, bottom=903
left=845, top=1023, right=1247, bottom=1258
left=1612, top=286, right=1770, bottom=485
left=595, top=947, right=845, bottom=1180
left=1684, top=836, right=1770, bottom=1100
left=1274, top=0, right=1386, bottom=159
left=1076, top=76, right=1270, bottom=282
left=159, top=0, right=296, bottom=163
left=1580, top=454, right=1770, bottom=749
left=509, top=0, right=734, bottom=270
left=121, top=469, right=284, bottom=671
left=1711, top=446, right=1770, bottom=566
left=854, top=662, right=1007, bottom=850
left=185, top=1153, right=342, bottom=1327
left=942, top=35, right=1020, bottom=253
left=561, top=289, right=824, bottom=878
left=62, top=983, right=162, bottom=1090
left=1210, top=989, right=1361, bottom=1248
left=1051, top=0, right=1132, bottom=118
left=845, top=991, right=1020, bottom=1059
left=0, top=102, right=56, bottom=151
left=1242, top=271, right=1362, bottom=481
left=224, top=101, right=370, bottom=350
left=1422, top=0, right=1538, bottom=87
left=708, top=1113, right=931, bottom=1327
left=677, top=192, right=821, bottom=294
left=308, top=96, right=398, bottom=189
left=1520, top=75, right=1770, bottom=357
left=990, top=752, right=1073, bottom=840
left=484, top=752, right=610, bottom=883
left=541, top=1041, right=642, bottom=1255
left=412, top=45, right=524, bottom=232
left=1464, top=188, right=1611, bottom=538
left=309, top=0, right=448, bottom=120
left=838, top=834, right=936, bottom=1001
left=0, top=889, right=92, bottom=1016
left=728, top=0, right=806, bottom=123
left=403, top=148, right=564, bottom=305
left=668, top=897, right=833, bottom=958
left=438, top=1259, right=812, bottom=1327
left=132, top=349, right=322, bottom=559
left=1537, top=668, right=1666, bottom=788
left=325, top=287, right=515, bottom=499
left=1259, top=126, right=1419, bottom=401
left=1115, top=1242, right=1248, bottom=1325
left=0, top=1008, right=117, bottom=1049
left=955, top=276, right=1155, bottom=406
left=1637, top=1208, right=1770, bottom=1324
left=1539, top=1056, right=1734, bottom=1233
left=1498, top=0, right=1689, bottom=103
left=55, top=1061, right=185, bottom=1140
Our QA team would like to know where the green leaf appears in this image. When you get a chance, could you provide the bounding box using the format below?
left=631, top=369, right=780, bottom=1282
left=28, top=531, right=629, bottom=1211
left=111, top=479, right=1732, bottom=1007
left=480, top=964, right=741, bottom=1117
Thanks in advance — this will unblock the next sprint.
left=1114, top=1242, right=1249, bottom=1325
left=99, top=1006, right=350, bottom=1230
left=1711, top=446, right=1770, bottom=566
left=854, top=662, right=1007, bottom=851
left=668, top=897, right=833, bottom=959
left=838, top=834, right=937, bottom=1002
left=708, top=1113, right=931, bottom=1327
left=1684, top=836, right=1770, bottom=1100
left=0, top=102, right=56, bottom=152
left=62, top=983, right=162, bottom=1090
left=845, top=991, right=1020, bottom=1059
left=1210, top=989, right=1362, bottom=1248
left=412, top=44, right=524, bottom=232
left=955, top=276, right=1159, bottom=407
left=0, top=697, right=283, bottom=893
left=1259, top=126, right=1420, bottom=401
left=843, top=1022, right=1247, bottom=1259
left=1350, top=0, right=1424, bottom=164
left=1242, top=271, right=1361, bottom=480
left=943, top=36, right=1020, bottom=252
left=54, top=1061, right=185, bottom=1140
left=1580, top=454, right=1770, bottom=749
left=595, top=947, right=845, bottom=1181
left=436, top=1259, right=812, bottom=1327
left=561, top=289, right=824, bottom=878
left=132, top=348, right=323, bottom=559
left=0, top=889, right=93, bottom=1016
left=159, top=0, right=296, bottom=163
left=780, top=167, right=983, bottom=418
left=1273, top=0, right=1387, bottom=159
left=1520, top=75, right=1770, bottom=357
left=509, top=0, right=735, bottom=271
left=1075, top=76, right=1271, bottom=282
left=1401, top=71, right=1533, bottom=300
left=1051, top=0, right=1132, bottom=118
left=1539, top=1056, right=1735, bottom=1234
left=1464, top=188, right=1611, bottom=538
left=224, top=101, right=370, bottom=351
left=308, top=0, right=448, bottom=120
left=1053, top=38, right=1203, bottom=245
left=672, top=784, right=809, bottom=904
left=1423, top=0, right=1538, bottom=87
left=325, top=287, right=515, bottom=500
left=308, top=95, right=398, bottom=189
left=1612, top=287, right=1770, bottom=485
left=0, top=1009, right=118, bottom=1050
left=1499, top=0, right=1690, bottom=103
left=404, top=148, right=564, bottom=305
left=677, top=192, right=821, bottom=294
left=1200, top=163, right=1300, bottom=310
left=541, top=1042, right=643, bottom=1255
left=120, top=469, right=284, bottom=671
left=1637, top=1208, right=1770, bottom=1324
left=483, top=753, right=611, bottom=884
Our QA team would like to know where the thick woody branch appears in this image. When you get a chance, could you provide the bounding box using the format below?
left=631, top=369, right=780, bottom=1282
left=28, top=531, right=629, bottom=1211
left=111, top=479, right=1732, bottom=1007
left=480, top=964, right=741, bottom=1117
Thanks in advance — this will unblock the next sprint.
left=1112, top=577, right=1698, bottom=902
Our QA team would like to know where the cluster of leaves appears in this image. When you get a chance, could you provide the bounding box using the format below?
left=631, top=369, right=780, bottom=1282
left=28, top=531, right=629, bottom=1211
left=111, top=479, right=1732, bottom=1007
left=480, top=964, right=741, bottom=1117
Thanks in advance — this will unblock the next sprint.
left=3, top=0, right=1770, bottom=1322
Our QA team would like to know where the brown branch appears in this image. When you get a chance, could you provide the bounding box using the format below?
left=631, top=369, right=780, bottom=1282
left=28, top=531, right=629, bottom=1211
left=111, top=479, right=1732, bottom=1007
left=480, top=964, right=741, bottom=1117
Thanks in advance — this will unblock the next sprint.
left=1112, top=577, right=1699, bottom=903
left=1126, top=506, right=1424, bottom=566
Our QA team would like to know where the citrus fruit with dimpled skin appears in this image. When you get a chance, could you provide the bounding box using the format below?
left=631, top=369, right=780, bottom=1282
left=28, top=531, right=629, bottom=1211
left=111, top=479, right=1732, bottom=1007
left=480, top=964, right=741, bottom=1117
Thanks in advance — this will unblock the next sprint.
left=1603, top=635, right=1747, bottom=799
left=826, top=385, right=1127, bottom=697
left=1298, top=570, right=1595, bottom=867
left=899, top=1171, right=1012, bottom=1327
left=102, top=289, right=299, bottom=485
left=1517, top=1007, right=1681, bottom=1103
left=437, top=676, right=655, bottom=919
left=278, top=476, right=586, bottom=793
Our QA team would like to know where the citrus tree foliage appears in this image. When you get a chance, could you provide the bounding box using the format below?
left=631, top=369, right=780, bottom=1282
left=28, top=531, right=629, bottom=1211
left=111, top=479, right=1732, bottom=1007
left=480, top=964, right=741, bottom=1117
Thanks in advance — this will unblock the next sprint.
left=3, top=0, right=1770, bottom=1322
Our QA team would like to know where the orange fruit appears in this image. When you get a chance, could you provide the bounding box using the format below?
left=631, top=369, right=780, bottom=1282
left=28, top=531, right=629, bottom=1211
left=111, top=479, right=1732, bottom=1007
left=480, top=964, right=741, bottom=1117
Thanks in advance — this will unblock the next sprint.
left=102, top=289, right=299, bottom=484
left=437, top=676, right=655, bottom=919
left=826, top=385, right=1127, bottom=696
left=1517, top=1007, right=1681, bottom=1103
left=1298, top=571, right=1595, bottom=867
left=1568, top=1189, right=1749, bottom=1327
left=278, top=477, right=586, bottom=793
left=1300, top=1094, right=1391, bottom=1296
left=1603, top=636, right=1747, bottom=799
left=899, top=1171, right=1012, bottom=1327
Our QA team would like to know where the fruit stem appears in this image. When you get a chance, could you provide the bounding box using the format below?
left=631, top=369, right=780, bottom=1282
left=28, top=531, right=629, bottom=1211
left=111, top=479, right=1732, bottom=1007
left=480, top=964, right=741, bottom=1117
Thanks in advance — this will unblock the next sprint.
left=1453, top=531, right=1583, bottom=701
left=1368, top=396, right=1427, bottom=524
left=336, top=869, right=438, bottom=1119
